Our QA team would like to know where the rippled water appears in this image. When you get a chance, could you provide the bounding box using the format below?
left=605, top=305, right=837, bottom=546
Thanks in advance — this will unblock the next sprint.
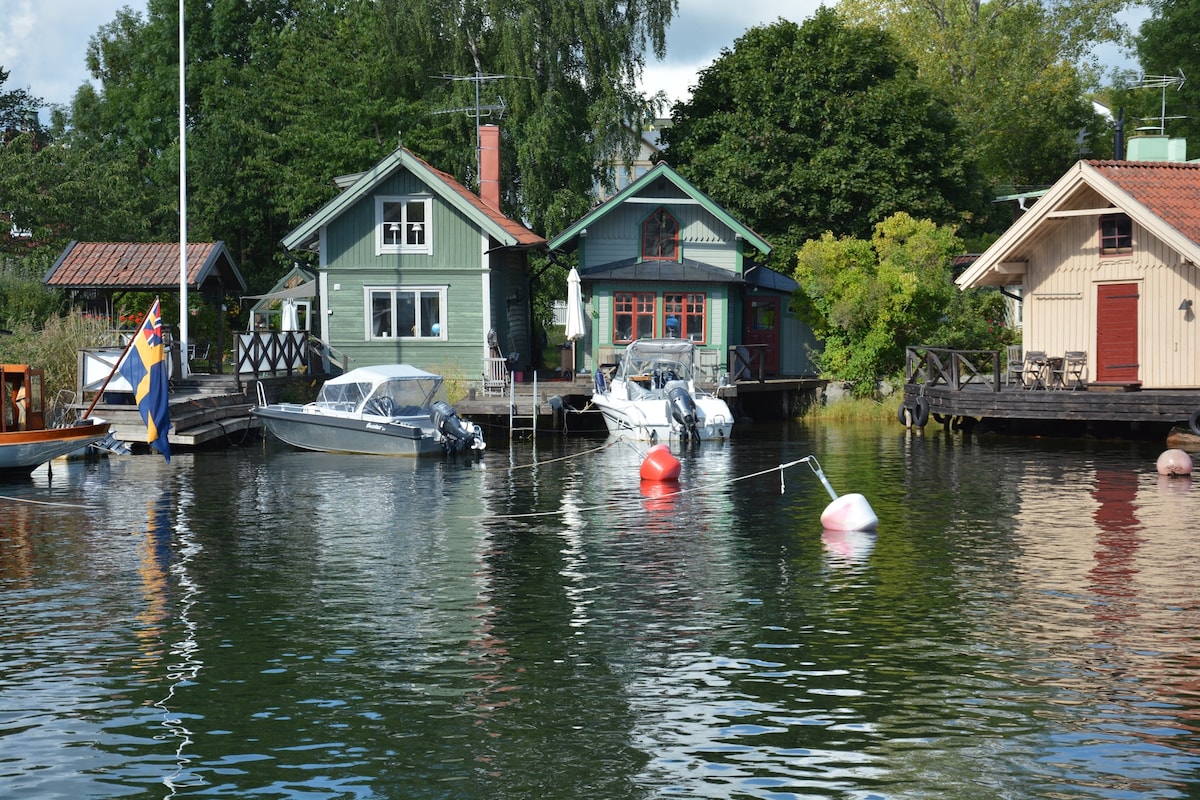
left=2, top=422, right=1199, bottom=799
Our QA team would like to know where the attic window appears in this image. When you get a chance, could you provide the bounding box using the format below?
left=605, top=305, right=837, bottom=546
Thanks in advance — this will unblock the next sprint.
left=377, top=196, right=433, bottom=255
left=1099, top=214, right=1132, bottom=256
left=641, top=206, right=679, bottom=261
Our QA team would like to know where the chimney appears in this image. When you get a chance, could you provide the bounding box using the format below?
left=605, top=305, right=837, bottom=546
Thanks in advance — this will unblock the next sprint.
left=479, top=124, right=501, bottom=211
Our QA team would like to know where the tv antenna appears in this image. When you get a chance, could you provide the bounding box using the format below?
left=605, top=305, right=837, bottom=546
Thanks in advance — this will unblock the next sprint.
left=435, top=72, right=516, bottom=183
left=1132, top=70, right=1186, bottom=135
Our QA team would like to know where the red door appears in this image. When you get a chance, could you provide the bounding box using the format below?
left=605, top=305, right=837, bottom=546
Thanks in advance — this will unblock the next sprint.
left=1096, top=283, right=1139, bottom=384
left=743, top=296, right=780, bottom=375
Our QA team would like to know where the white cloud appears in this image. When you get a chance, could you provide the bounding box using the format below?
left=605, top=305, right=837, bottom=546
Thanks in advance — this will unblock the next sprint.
left=638, top=1, right=823, bottom=107
left=2, top=0, right=146, bottom=112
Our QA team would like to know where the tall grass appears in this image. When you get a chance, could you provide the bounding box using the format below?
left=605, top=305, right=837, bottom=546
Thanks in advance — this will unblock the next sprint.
left=800, top=392, right=903, bottom=422
left=0, top=313, right=116, bottom=416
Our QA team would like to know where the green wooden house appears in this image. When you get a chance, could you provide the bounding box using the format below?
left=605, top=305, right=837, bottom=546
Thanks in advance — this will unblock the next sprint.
left=549, top=162, right=816, bottom=381
left=280, top=126, right=545, bottom=384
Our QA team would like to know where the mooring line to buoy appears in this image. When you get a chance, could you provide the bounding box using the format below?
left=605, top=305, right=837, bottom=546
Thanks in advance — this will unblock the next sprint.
left=464, top=456, right=820, bottom=520
left=500, top=438, right=619, bottom=471
left=0, top=494, right=91, bottom=509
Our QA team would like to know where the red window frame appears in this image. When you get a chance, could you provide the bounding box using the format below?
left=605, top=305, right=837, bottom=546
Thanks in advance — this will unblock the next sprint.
left=613, top=292, right=656, bottom=343
left=641, top=207, right=679, bottom=261
left=663, top=292, right=706, bottom=343
left=1100, top=214, right=1132, bottom=256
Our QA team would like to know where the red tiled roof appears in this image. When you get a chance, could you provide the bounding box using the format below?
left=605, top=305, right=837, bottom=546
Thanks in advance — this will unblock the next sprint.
left=1088, top=160, right=1200, bottom=245
left=410, top=152, right=545, bottom=247
left=44, top=241, right=246, bottom=291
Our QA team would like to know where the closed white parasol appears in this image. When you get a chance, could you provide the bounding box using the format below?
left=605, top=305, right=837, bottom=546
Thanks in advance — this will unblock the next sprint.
left=564, top=268, right=586, bottom=376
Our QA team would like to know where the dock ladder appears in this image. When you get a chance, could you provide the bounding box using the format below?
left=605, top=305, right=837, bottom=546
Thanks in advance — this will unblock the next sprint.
left=508, top=372, right=538, bottom=439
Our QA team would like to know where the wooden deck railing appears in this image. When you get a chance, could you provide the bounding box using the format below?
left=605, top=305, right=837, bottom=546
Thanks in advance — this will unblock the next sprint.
left=235, top=331, right=309, bottom=383
left=905, top=346, right=1002, bottom=392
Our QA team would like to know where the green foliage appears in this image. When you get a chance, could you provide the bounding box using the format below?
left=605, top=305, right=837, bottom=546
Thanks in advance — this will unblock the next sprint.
left=0, top=257, right=66, bottom=326
left=839, top=0, right=1127, bottom=188
left=661, top=11, right=986, bottom=272
left=51, top=0, right=674, bottom=297
left=794, top=213, right=973, bottom=394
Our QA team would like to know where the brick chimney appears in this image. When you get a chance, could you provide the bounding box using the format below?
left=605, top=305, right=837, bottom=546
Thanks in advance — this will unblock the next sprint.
left=479, top=124, right=501, bottom=211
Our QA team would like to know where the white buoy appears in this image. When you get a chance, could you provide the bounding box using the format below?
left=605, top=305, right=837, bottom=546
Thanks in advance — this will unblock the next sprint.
left=799, top=456, right=878, bottom=532
left=1157, top=449, right=1194, bottom=476
left=820, top=493, right=879, bottom=532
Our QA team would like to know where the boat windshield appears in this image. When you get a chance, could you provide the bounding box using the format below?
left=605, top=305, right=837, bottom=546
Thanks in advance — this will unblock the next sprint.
left=316, top=380, right=372, bottom=413
left=616, top=339, right=696, bottom=383
left=363, top=376, right=441, bottom=415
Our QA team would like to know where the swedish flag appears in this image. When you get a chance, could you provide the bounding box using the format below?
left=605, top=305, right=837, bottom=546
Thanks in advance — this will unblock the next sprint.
left=118, top=299, right=171, bottom=462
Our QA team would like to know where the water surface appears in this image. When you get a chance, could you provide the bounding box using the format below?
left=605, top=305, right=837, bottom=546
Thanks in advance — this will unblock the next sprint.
left=2, top=423, right=1198, bottom=798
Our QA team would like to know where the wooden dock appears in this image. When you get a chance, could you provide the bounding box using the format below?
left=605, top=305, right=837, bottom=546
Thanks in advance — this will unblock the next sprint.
left=900, top=347, right=1200, bottom=436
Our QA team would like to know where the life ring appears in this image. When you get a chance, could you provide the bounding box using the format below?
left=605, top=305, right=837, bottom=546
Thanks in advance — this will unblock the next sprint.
left=913, top=396, right=931, bottom=427
left=1189, top=408, right=1200, bottom=436
left=897, top=403, right=912, bottom=427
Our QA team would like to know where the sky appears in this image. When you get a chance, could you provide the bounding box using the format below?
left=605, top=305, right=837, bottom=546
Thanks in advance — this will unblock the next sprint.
left=3, top=0, right=1145, bottom=118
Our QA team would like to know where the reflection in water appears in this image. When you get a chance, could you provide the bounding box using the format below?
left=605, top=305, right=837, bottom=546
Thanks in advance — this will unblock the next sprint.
left=3, top=429, right=1200, bottom=798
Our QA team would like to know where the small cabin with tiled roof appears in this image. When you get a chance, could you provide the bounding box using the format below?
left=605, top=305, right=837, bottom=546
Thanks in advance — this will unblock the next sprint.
left=45, top=240, right=248, bottom=315
left=549, top=162, right=817, bottom=381
left=281, top=125, right=545, bottom=380
left=957, top=157, right=1200, bottom=390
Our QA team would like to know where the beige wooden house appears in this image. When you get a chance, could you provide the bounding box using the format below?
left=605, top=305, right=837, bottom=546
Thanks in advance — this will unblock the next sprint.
left=957, top=158, right=1200, bottom=389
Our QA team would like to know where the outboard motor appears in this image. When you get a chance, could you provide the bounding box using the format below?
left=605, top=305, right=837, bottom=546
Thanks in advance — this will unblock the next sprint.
left=431, top=401, right=485, bottom=453
left=666, top=383, right=699, bottom=441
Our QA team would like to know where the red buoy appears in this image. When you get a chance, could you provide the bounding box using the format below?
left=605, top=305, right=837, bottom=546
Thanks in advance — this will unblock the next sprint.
left=639, top=444, right=681, bottom=482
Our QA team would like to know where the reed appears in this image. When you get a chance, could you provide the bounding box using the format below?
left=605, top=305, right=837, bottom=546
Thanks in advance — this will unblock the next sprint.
left=0, top=313, right=113, bottom=416
left=802, top=393, right=903, bottom=422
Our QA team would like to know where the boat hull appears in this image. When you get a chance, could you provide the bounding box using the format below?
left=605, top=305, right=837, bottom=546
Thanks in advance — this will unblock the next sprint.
left=591, top=393, right=733, bottom=442
left=252, top=405, right=451, bottom=456
left=0, top=421, right=113, bottom=477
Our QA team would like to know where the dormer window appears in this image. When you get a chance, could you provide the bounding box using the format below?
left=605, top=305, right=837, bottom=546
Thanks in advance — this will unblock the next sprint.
left=1100, top=213, right=1132, bottom=256
left=377, top=196, right=432, bottom=255
left=641, top=206, right=679, bottom=261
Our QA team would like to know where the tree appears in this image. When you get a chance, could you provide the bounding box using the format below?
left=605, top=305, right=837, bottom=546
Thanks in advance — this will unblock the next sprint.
left=660, top=12, right=986, bottom=273
left=839, top=0, right=1127, bottom=188
left=793, top=212, right=1011, bottom=394
left=63, top=0, right=676, bottom=295
left=1133, top=0, right=1200, bottom=145
left=0, top=68, right=44, bottom=144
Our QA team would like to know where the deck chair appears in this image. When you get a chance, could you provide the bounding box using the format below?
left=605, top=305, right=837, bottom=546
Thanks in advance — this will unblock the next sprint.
left=482, top=329, right=513, bottom=396
left=1022, top=350, right=1047, bottom=389
left=1005, top=345, right=1023, bottom=386
left=1060, top=351, right=1087, bottom=390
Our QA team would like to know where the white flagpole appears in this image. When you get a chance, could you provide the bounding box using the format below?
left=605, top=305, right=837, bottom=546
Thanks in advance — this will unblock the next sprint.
left=178, top=0, right=189, bottom=377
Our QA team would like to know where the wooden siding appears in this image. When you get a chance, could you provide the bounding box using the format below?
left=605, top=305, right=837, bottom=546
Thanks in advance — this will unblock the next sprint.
left=1024, top=213, right=1200, bottom=389
left=581, top=203, right=741, bottom=273
left=318, top=170, right=530, bottom=379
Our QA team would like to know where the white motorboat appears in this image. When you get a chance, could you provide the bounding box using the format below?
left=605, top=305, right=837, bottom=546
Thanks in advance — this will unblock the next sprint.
left=252, top=364, right=485, bottom=456
left=591, top=338, right=733, bottom=442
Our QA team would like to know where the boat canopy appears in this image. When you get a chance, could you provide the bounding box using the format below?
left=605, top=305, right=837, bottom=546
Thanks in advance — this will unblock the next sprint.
left=316, top=365, right=443, bottom=415
left=616, top=339, right=697, bottom=382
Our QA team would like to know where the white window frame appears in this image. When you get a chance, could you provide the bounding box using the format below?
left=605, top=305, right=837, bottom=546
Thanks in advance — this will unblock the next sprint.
left=365, top=286, right=447, bottom=341
left=376, top=196, right=433, bottom=255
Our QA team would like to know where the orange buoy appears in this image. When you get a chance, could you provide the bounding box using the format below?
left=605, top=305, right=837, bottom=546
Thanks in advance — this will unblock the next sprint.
left=639, top=444, right=681, bottom=482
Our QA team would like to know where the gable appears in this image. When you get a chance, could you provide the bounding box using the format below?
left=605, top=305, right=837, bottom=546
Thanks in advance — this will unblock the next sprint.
left=958, top=160, right=1200, bottom=288
left=549, top=162, right=770, bottom=255
left=282, top=148, right=543, bottom=253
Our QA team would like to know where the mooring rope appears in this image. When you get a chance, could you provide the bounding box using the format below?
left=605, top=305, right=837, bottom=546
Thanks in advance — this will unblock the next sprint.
left=467, top=455, right=821, bottom=520
left=0, top=494, right=91, bottom=509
